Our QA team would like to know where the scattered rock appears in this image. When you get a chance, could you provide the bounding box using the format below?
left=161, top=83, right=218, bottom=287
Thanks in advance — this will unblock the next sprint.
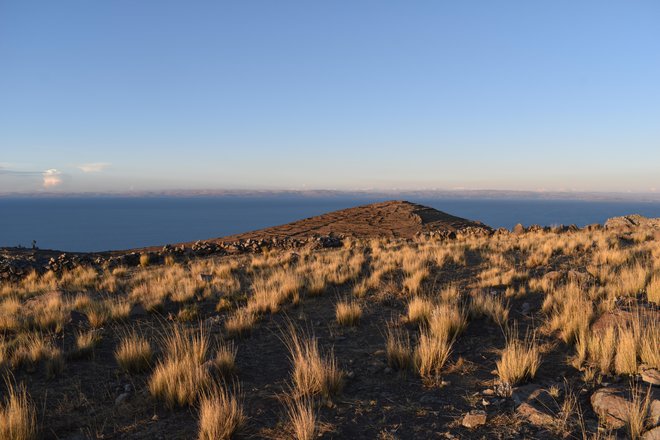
left=591, top=386, right=660, bottom=429
left=642, top=426, right=660, bottom=440
left=513, top=385, right=558, bottom=427
left=461, top=410, right=487, bottom=428
left=115, top=392, right=131, bottom=406
left=640, top=366, right=660, bottom=386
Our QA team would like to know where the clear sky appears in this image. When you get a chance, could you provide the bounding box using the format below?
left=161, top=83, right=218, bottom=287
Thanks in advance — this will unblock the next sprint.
left=1, top=1, right=659, bottom=194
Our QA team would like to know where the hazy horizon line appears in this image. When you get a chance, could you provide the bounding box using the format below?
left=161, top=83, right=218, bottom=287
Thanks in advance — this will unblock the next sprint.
left=1, top=188, right=660, bottom=202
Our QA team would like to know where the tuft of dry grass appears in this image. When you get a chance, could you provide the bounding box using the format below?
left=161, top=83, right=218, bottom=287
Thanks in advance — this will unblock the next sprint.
left=115, top=330, right=153, bottom=373
left=614, top=326, right=638, bottom=375
left=385, top=325, right=413, bottom=371
left=11, top=334, right=64, bottom=378
left=213, top=341, right=237, bottom=375
left=470, top=291, right=509, bottom=327
left=70, top=330, right=101, bottom=359
left=149, top=324, right=212, bottom=407
left=647, top=273, right=660, bottom=304
left=335, top=300, right=362, bottom=326
left=284, top=326, right=343, bottom=399
left=626, top=383, right=653, bottom=440
left=284, top=394, right=318, bottom=440
left=428, top=303, right=467, bottom=341
left=496, top=327, right=540, bottom=387
left=197, top=384, right=246, bottom=440
left=406, top=297, right=433, bottom=325
left=0, top=379, right=37, bottom=440
left=415, top=329, right=453, bottom=382
left=224, top=308, right=258, bottom=337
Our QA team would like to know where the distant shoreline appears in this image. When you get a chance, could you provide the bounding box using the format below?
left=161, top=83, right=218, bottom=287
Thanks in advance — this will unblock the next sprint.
left=1, top=188, right=660, bottom=203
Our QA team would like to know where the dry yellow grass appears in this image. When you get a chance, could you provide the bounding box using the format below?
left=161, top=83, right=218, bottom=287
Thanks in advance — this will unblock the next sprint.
left=647, top=273, right=660, bottom=304
left=496, top=328, right=540, bottom=387
left=470, top=291, right=509, bottom=326
left=284, top=394, right=318, bottom=440
left=385, top=325, right=413, bottom=371
left=149, top=324, right=212, bottom=407
left=11, top=333, right=64, bottom=377
left=613, top=326, right=638, bottom=375
left=224, top=308, right=258, bottom=337
left=197, top=384, right=246, bottom=440
left=115, top=330, right=153, bottom=373
left=626, top=384, right=653, bottom=440
left=335, top=300, right=362, bottom=326
left=0, top=379, right=37, bottom=440
left=213, top=342, right=237, bottom=375
left=70, top=330, right=101, bottom=359
left=415, top=329, right=453, bottom=382
left=284, top=326, right=343, bottom=399
left=428, top=303, right=467, bottom=341
left=402, top=267, right=429, bottom=295
left=406, top=297, right=433, bottom=325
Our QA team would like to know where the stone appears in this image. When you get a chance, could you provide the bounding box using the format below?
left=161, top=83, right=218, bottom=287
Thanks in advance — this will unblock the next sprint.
left=642, top=426, right=660, bottom=440
left=640, top=366, right=660, bottom=386
left=591, top=386, right=660, bottom=429
left=461, top=410, right=487, bottom=428
left=513, top=385, right=558, bottom=426
left=115, top=393, right=131, bottom=406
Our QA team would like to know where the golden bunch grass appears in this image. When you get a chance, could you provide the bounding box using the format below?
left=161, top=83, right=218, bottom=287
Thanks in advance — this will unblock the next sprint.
left=385, top=325, right=413, bottom=371
left=224, top=308, right=258, bottom=337
left=402, top=267, right=429, bottom=295
left=470, top=291, right=509, bottom=327
left=197, top=384, right=246, bottom=440
left=149, top=324, right=211, bottom=407
left=284, top=326, right=343, bottom=399
left=496, top=328, right=540, bottom=387
left=115, top=330, right=153, bottom=373
left=213, top=342, right=237, bottom=375
left=284, top=394, right=318, bottom=440
left=639, top=320, right=659, bottom=368
left=0, top=379, right=37, bottom=440
left=626, top=383, right=653, bottom=440
left=647, top=273, right=660, bottom=304
left=428, top=303, right=467, bottom=341
left=11, top=333, right=64, bottom=377
left=614, top=326, right=638, bottom=375
left=70, top=330, right=101, bottom=359
left=335, top=300, right=362, bottom=326
left=415, top=329, right=453, bottom=381
left=406, top=297, right=433, bottom=325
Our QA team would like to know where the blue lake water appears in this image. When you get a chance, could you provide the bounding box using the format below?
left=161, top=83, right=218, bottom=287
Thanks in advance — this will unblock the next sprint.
left=1, top=196, right=659, bottom=252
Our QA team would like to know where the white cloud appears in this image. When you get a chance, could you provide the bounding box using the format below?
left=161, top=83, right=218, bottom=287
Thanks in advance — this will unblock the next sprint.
left=43, top=169, right=62, bottom=187
left=78, top=162, right=111, bottom=173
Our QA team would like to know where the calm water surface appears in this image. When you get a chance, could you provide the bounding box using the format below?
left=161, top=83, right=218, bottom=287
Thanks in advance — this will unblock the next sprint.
left=1, top=196, right=659, bottom=252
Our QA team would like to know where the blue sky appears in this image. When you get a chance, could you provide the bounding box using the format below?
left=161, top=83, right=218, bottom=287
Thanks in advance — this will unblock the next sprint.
left=1, top=1, right=659, bottom=193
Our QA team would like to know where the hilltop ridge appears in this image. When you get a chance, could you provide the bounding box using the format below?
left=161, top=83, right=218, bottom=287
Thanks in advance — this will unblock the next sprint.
left=219, top=200, right=490, bottom=242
